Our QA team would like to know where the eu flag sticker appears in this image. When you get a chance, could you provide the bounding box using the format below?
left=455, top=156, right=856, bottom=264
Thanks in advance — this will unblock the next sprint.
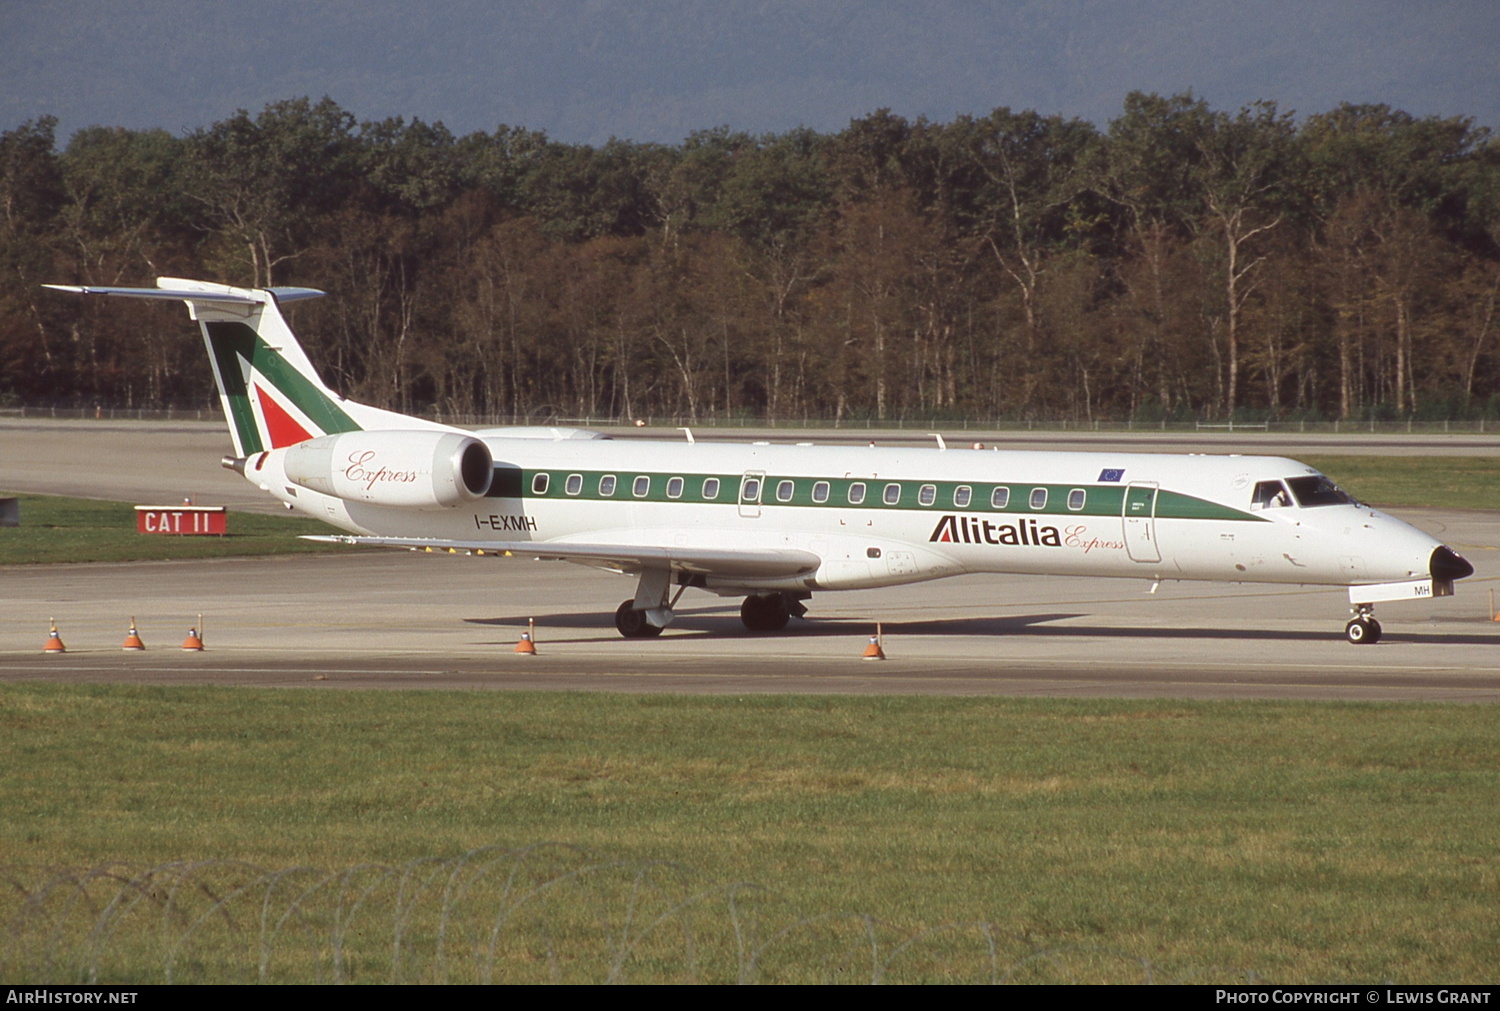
left=1098, top=468, right=1125, bottom=482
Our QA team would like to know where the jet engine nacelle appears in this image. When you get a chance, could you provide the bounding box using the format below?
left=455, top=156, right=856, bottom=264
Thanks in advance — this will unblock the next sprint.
left=283, top=431, right=493, bottom=509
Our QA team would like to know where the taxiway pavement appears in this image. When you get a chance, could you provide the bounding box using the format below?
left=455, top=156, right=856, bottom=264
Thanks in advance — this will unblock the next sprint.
left=3, top=419, right=1498, bottom=700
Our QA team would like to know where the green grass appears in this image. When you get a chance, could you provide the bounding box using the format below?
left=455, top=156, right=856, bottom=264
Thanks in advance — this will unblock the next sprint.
left=1, top=686, right=1496, bottom=983
left=1295, top=456, right=1500, bottom=511
left=0, top=494, right=339, bottom=564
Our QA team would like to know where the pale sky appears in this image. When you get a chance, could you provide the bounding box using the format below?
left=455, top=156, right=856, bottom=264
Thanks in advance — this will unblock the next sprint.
left=3, top=0, right=1496, bottom=145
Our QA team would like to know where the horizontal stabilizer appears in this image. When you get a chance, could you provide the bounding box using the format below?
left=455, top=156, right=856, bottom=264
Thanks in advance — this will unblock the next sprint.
left=303, top=535, right=821, bottom=578
left=44, top=283, right=260, bottom=305
left=44, top=276, right=453, bottom=455
left=43, top=280, right=325, bottom=306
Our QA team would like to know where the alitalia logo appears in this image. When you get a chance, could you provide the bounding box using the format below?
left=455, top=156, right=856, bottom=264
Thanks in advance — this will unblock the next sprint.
left=930, top=514, right=1062, bottom=547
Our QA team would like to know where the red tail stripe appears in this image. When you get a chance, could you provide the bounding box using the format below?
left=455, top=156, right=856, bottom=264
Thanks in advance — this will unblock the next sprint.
left=255, top=382, right=314, bottom=448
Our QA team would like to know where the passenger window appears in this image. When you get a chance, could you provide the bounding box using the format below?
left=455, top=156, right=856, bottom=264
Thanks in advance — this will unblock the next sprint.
left=599, top=475, right=616, bottom=496
left=777, top=480, right=795, bottom=502
left=565, top=474, right=583, bottom=496
left=1068, top=489, right=1086, bottom=511
left=702, top=477, right=720, bottom=499
left=666, top=476, right=684, bottom=499
left=883, top=483, right=901, bottom=505
left=848, top=482, right=866, bottom=505
left=954, top=485, right=972, bottom=508
left=1252, top=480, right=1292, bottom=510
left=812, top=481, right=830, bottom=503
left=531, top=473, right=549, bottom=495
left=990, top=487, right=1010, bottom=509
left=741, top=477, right=760, bottom=502
left=633, top=476, right=650, bottom=497
left=1029, top=488, right=1047, bottom=510
left=919, top=484, right=936, bottom=506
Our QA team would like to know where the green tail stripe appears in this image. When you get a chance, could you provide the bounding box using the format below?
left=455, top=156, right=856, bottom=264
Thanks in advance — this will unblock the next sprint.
left=205, top=321, right=359, bottom=452
left=205, top=322, right=263, bottom=453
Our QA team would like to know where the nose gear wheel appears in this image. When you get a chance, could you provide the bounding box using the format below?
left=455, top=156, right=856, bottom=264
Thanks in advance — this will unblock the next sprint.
left=1345, top=604, right=1382, bottom=645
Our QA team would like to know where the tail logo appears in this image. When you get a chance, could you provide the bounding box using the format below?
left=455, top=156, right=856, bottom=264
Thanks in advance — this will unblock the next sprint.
left=205, top=320, right=357, bottom=453
left=254, top=383, right=314, bottom=447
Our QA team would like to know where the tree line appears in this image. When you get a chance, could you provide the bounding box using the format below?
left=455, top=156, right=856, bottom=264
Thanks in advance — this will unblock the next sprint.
left=3, top=93, right=1497, bottom=423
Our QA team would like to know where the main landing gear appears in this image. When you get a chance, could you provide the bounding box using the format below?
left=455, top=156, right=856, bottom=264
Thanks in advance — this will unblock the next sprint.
left=615, top=599, right=666, bottom=638
left=1345, top=604, right=1382, bottom=645
left=615, top=588, right=816, bottom=633
left=614, top=567, right=680, bottom=638
left=612, top=572, right=811, bottom=638
left=740, top=592, right=808, bottom=633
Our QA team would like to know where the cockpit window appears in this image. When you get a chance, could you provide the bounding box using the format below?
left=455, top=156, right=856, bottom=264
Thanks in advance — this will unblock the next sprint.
left=1286, top=475, right=1358, bottom=508
left=1251, top=480, right=1292, bottom=510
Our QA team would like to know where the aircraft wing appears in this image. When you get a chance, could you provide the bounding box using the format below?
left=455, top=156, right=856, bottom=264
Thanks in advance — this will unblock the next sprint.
left=304, top=535, right=821, bottom=578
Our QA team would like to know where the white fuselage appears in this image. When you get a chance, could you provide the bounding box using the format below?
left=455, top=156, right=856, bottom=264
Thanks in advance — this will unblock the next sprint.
left=242, top=438, right=1444, bottom=598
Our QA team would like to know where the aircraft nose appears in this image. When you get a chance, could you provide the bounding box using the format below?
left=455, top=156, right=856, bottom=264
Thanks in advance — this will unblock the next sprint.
left=1430, top=545, right=1474, bottom=582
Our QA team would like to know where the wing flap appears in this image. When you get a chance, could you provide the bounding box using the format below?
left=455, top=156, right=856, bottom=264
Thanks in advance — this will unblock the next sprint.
left=304, top=535, right=821, bottom=577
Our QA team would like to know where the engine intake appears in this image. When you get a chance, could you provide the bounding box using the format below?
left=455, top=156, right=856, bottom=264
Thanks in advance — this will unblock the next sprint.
left=283, top=431, right=493, bottom=509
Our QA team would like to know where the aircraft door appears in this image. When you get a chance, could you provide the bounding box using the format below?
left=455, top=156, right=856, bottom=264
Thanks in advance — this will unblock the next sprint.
left=1122, top=482, right=1161, bottom=563
left=738, top=471, right=764, bottom=518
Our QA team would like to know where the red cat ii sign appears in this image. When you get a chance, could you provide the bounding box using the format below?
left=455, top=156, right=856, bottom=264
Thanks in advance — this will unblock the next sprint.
left=134, top=505, right=227, bottom=535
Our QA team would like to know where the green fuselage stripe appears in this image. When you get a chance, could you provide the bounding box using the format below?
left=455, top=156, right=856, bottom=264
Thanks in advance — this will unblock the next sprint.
left=489, top=467, right=1263, bottom=522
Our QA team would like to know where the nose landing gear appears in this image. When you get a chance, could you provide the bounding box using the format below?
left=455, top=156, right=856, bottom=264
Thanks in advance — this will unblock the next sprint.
left=1345, top=604, right=1382, bottom=645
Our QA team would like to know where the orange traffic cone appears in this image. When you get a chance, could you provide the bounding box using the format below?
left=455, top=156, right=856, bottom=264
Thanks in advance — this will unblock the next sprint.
left=181, top=627, right=204, bottom=651
left=43, top=619, right=66, bottom=654
left=514, top=619, right=538, bottom=655
left=861, top=623, right=886, bottom=660
left=121, top=618, right=145, bottom=651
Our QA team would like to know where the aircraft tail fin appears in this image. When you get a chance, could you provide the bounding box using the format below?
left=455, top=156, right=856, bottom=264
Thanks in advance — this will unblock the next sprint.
left=44, top=278, right=453, bottom=455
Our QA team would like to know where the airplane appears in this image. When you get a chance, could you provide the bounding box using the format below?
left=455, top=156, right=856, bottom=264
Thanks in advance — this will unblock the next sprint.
left=46, top=277, right=1474, bottom=645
